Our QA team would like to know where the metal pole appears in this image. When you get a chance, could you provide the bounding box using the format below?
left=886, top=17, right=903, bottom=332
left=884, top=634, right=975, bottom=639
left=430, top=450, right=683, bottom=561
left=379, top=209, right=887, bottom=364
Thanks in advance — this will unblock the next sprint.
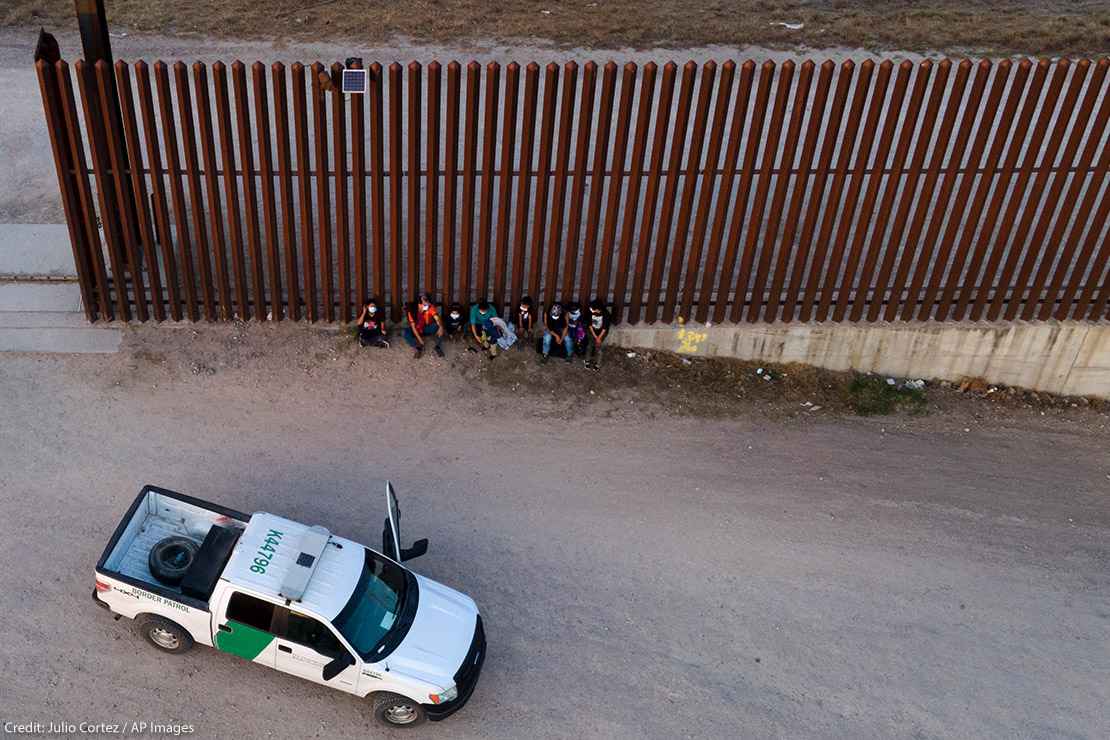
left=74, top=0, right=140, bottom=268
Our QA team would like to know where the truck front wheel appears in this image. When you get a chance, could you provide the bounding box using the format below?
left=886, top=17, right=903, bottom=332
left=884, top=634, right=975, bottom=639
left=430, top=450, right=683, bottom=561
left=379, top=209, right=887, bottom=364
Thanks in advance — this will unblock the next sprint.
left=371, top=692, right=427, bottom=728
left=136, top=615, right=194, bottom=654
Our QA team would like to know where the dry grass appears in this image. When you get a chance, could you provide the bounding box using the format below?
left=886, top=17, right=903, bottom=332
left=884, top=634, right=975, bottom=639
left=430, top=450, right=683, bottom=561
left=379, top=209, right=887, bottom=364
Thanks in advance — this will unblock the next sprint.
left=6, top=0, right=1110, bottom=56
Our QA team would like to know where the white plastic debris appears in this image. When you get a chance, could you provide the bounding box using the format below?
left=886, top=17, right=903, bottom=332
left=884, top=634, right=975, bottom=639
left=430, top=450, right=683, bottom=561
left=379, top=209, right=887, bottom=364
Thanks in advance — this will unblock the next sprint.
left=809, top=405, right=822, bottom=412
left=902, top=379, right=925, bottom=390
left=540, top=9, right=552, bottom=15
left=626, top=351, right=637, bottom=358
left=681, top=358, right=692, bottom=365
left=771, top=21, right=804, bottom=30
left=801, top=401, right=812, bottom=406
left=756, top=367, right=764, bottom=375
left=763, top=374, right=772, bottom=381
left=886, top=378, right=896, bottom=385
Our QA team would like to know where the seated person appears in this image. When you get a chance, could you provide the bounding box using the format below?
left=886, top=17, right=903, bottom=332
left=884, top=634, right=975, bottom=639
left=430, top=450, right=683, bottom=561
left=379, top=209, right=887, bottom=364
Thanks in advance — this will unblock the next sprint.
left=515, top=296, right=536, bottom=351
left=585, top=299, right=611, bottom=370
left=468, top=300, right=498, bottom=356
left=541, top=301, right=573, bottom=363
left=356, top=297, right=389, bottom=348
left=565, top=302, right=588, bottom=360
left=402, top=293, right=444, bottom=359
left=443, top=302, right=467, bottom=340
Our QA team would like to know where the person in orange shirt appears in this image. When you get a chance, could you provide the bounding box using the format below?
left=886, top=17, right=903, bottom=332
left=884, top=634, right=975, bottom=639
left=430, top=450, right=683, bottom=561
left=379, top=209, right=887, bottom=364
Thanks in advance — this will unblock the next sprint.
left=403, top=292, right=445, bottom=359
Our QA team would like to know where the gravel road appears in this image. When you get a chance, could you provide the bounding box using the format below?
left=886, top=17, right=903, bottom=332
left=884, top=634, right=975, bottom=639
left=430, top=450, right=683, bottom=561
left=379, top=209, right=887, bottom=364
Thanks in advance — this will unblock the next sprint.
left=0, top=324, right=1107, bottom=739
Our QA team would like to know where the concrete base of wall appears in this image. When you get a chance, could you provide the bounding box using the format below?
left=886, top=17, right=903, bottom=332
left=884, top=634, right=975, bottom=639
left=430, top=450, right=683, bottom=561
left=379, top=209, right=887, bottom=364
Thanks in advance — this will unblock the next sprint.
left=609, top=320, right=1110, bottom=399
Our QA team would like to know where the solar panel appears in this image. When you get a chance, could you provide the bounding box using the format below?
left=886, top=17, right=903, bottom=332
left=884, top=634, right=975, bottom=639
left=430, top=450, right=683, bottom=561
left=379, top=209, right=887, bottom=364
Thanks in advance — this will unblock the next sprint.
left=341, top=68, right=367, bottom=95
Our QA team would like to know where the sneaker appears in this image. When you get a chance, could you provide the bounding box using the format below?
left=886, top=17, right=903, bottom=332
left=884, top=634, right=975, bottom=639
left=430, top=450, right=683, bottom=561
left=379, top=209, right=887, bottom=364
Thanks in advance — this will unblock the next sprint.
left=379, top=339, right=391, bottom=348
left=540, top=354, right=549, bottom=364
left=434, top=345, right=444, bottom=358
left=358, top=335, right=368, bottom=348
left=414, top=346, right=424, bottom=359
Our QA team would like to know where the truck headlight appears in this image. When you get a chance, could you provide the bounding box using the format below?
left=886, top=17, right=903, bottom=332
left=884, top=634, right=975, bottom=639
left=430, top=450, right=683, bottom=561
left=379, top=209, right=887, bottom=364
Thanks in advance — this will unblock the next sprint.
left=428, top=685, right=458, bottom=704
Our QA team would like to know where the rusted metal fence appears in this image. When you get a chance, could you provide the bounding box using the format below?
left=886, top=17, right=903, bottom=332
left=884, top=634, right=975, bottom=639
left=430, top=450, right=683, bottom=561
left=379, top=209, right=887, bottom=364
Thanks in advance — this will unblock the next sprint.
left=37, top=56, right=1110, bottom=325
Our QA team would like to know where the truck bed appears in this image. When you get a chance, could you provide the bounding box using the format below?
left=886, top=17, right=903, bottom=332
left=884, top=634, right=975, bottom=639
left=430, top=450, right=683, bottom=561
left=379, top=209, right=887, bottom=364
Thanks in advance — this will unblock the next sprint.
left=98, top=486, right=249, bottom=606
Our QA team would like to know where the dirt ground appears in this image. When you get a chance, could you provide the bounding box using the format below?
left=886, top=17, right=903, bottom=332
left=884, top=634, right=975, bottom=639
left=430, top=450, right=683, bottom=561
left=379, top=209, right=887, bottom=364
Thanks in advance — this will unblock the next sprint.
left=103, top=321, right=1108, bottom=430
left=2, top=324, right=1109, bottom=739
left=6, top=0, right=1110, bottom=56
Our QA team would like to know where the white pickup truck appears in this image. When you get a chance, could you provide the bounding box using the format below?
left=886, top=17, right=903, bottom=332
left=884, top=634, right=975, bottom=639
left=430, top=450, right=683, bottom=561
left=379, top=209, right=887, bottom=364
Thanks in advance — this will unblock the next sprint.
left=93, top=483, right=485, bottom=728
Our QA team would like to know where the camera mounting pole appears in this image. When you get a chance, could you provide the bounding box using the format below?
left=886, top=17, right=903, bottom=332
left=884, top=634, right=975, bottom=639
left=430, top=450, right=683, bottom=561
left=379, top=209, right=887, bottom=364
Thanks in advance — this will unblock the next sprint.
left=72, top=0, right=140, bottom=267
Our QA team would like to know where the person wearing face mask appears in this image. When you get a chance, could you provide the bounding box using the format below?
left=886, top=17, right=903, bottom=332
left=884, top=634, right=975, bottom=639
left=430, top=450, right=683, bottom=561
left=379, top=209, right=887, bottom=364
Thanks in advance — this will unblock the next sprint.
left=402, top=292, right=445, bottom=359
left=585, top=299, right=611, bottom=370
left=467, top=299, right=498, bottom=356
left=443, top=302, right=467, bottom=341
left=541, top=301, right=572, bottom=364
left=356, top=297, right=389, bottom=348
left=565, top=302, right=588, bottom=360
left=514, top=296, right=536, bottom=351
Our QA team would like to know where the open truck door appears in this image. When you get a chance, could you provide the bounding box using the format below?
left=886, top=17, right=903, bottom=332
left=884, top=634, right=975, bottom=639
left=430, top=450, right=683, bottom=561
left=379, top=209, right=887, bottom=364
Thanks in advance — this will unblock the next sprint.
left=382, top=481, right=429, bottom=562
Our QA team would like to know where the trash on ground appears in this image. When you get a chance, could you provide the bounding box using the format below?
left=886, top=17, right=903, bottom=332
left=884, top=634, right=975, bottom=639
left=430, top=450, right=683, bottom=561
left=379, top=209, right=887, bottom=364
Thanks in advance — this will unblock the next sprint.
left=626, top=352, right=637, bottom=359
left=771, top=21, right=804, bottom=30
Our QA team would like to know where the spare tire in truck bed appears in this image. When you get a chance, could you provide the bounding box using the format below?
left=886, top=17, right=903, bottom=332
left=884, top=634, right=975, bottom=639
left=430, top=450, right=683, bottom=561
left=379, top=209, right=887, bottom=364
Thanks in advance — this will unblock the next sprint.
left=148, top=536, right=200, bottom=586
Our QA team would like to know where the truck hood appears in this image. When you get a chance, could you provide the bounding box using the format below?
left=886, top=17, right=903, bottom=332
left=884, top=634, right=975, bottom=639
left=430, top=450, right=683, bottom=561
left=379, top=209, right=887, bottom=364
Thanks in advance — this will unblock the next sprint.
left=384, top=574, right=478, bottom=686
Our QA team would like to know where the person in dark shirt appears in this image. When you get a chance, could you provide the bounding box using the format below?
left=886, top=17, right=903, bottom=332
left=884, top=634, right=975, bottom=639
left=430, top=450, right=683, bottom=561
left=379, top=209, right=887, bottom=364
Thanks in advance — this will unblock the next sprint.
left=585, top=299, right=611, bottom=370
left=402, top=293, right=444, bottom=359
left=565, top=302, right=588, bottom=360
left=443, top=302, right=467, bottom=342
left=356, top=297, right=389, bottom=348
left=515, top=296, right=536, bottom=351
left=541, top=301, right=572, bottom=364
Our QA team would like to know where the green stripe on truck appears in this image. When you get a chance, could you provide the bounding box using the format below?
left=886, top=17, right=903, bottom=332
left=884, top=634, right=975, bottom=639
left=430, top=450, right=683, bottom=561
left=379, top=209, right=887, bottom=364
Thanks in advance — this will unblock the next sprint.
left=214, top=621, right=275, bottom=661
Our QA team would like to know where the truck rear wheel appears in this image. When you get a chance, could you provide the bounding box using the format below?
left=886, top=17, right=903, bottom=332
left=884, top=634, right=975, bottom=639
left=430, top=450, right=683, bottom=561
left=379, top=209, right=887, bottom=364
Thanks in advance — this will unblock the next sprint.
left=136, top=615, right=194, bottom=654
left=371, top=692, right=427, bottom=728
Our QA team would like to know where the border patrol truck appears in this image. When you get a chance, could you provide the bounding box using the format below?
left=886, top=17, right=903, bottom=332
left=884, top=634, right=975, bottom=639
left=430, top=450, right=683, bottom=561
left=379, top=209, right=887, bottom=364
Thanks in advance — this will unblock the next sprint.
left=93, top=483, right=485, bottom=728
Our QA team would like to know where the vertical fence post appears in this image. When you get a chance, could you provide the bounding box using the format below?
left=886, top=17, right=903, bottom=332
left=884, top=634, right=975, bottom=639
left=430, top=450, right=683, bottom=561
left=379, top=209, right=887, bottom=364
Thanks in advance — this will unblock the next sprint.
left=441, top=61, right=461, bottom=307
left=291, top=63, right=317, bottom=322
left=194, top=62, right=234, bottom=320
left=426, top=61, right=441, bottom=300
left=510, top=62, right=539, bottom=309
left=579, top=61, right=618, bottom=305
left=350, top=61, right=368, bottom=315
left=311, top=62, right=333, bottom=322
left=459, top=62, right=481, bottom=307
left=36, top=59, right=99, bottom=321
left=628, top=62, right=676, bottom=324
left=852, top=60, right=932, bottom=323
left=661, top=60, right=716, bottom=324
left=756, top=60, right=812, bottom=324
left=407, top=61, right=423, bottom=301
left=528, top=62, right=560, bottom=303
left=544, top=62, right=578, bottom=309
left=232, top=61, right=266, bottom=321
left=562, top=61, right=597, bottom=301
left=493, top=62, right=519, bottom=311
left=331, top=62, right=350, bottom=322
left=477, top=62, right=500, bottom=302
left=711, top=61, right=774, bottom=325
left=213, top=61, right=250, bottom=320
left=599, top=62, right=640, bottom=312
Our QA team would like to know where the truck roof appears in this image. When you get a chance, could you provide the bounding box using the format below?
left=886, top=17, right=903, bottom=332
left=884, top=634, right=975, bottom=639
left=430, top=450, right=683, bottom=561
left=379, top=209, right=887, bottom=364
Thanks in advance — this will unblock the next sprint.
left=223, top=512, right=364, bottom=620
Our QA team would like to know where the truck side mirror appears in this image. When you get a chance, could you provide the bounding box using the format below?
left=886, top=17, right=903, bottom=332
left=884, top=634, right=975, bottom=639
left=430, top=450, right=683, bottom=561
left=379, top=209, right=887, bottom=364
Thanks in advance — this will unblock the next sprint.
left=322, top=651, right=355, bottom=681
left=400, top=538, right=429, bottom=562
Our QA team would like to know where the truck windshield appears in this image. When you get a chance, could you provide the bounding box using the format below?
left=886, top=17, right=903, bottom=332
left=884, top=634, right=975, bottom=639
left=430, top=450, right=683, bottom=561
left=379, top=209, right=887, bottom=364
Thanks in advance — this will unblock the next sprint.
left=332, top=549, right=417, bottom=660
